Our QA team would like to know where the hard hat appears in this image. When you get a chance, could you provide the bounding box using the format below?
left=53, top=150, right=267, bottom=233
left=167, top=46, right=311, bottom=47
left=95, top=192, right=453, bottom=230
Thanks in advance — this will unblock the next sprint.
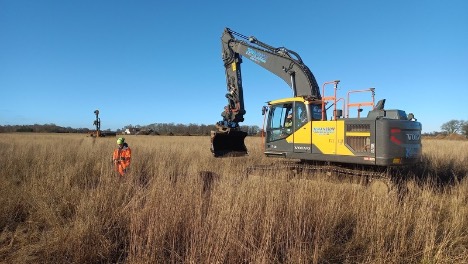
left=117, top=137, right=125, bottom=145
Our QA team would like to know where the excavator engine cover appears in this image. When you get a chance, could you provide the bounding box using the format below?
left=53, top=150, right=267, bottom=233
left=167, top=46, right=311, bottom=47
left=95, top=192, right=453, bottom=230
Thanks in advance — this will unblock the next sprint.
left=211, top=130, right=248, bottom=157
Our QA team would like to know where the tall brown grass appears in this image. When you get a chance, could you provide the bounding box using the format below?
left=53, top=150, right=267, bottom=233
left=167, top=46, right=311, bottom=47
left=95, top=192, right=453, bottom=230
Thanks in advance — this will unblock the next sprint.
left=1, top=134, right=467, bottom=263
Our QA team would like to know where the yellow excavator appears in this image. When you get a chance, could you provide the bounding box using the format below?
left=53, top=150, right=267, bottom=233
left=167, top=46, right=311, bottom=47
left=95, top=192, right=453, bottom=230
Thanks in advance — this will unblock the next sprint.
left=211, top=28, right=422, bottom=167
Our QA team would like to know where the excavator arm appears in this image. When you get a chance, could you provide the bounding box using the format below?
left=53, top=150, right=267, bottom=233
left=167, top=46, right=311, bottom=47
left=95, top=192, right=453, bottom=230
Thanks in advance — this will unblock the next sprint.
left=219, top=28, right=321, bottom=126
left=211, top=28, right=321, bottom=157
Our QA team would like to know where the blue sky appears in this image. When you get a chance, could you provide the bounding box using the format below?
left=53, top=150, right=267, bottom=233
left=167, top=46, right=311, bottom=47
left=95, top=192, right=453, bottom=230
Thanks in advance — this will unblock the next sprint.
left=1, top=0, right=467, bottom=133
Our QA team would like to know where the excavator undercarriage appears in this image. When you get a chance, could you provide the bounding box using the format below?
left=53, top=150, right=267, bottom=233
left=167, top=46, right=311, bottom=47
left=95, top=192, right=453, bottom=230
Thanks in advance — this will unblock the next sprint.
left=243, top=159, right=415, bottom=195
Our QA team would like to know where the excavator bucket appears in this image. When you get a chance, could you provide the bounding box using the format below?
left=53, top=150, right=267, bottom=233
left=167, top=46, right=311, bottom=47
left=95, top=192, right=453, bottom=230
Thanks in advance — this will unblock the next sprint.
left=210, top=130, right=248, bottom=157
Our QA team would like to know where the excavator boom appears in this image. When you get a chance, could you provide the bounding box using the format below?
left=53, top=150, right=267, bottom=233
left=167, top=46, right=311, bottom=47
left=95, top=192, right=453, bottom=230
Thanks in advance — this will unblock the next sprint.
left=211, top=28, right=321, bottom=157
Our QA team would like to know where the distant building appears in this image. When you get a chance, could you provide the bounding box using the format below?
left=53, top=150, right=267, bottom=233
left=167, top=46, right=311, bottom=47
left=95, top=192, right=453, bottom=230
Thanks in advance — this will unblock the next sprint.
left=124, top=128, right=140, bottom=135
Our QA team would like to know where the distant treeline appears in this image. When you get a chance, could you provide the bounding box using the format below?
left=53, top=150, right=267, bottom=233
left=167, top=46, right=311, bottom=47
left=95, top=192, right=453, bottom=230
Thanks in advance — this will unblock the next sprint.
left=0, top=123, right=262, bottom=136
left=125, top=123, right=261, bottom=136
left=0, top=124, right=91, bottom=134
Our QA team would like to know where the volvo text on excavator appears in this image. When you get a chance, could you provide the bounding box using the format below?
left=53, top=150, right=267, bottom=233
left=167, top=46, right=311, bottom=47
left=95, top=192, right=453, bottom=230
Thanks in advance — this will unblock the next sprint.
left=211, top=28, right=422, bottom=167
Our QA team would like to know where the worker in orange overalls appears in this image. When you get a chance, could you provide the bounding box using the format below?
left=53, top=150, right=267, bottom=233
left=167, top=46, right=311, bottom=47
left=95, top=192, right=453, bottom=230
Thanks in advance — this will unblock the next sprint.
left=113, top=137, right=132, bottom=176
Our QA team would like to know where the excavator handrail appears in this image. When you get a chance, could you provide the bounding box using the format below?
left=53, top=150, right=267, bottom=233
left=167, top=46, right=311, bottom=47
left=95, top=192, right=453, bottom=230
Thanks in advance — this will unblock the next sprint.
left=346, top=88, right=375, bottom=118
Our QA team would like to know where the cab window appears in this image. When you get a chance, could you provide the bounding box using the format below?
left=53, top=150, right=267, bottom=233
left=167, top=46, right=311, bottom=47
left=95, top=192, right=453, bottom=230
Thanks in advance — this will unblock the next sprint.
left=311, top=104, right=322, bottom=120
left=295, top=102, right=307, bottom=128
left=266, top=104, right=292, bottom=141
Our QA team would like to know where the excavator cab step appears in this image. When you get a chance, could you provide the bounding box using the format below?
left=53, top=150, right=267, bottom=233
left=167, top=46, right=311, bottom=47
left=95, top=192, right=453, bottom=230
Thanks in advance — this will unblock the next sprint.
left=210, top=130, right=248, bottom=157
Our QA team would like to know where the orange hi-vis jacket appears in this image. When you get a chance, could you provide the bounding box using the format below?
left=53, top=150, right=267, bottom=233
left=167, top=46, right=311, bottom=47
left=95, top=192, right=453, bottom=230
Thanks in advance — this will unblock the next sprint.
left=113, top=144, right=131, bottom=176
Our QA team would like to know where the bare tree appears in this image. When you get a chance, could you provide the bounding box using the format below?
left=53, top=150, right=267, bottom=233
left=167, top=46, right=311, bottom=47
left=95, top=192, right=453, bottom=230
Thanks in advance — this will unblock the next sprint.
left=461, top=121, right=468, bottom=137
left=440, top=120, right=462, bottom=134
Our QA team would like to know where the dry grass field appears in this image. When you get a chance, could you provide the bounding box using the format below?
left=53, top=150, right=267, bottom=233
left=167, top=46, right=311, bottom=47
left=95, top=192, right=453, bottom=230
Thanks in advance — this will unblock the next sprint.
left=1, top=133, right=467, bottom=263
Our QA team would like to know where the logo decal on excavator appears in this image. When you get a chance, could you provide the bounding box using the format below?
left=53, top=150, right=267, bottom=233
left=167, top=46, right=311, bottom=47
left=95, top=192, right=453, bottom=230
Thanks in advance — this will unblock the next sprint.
left=246, top=48, right=267, bottom=63
left=406, top=133, right=420, bottom=141
left=405, top=146, right=420, bottom=158
left=294, top=146, right=311, bottom=151
left=313, top=127, right=335, bottom=135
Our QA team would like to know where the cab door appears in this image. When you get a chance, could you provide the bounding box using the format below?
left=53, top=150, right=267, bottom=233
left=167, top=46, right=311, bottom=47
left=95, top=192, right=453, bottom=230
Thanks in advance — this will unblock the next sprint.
left=292, top=102, right=312, bottom=153
left=265, top=103, right=294, bottom=154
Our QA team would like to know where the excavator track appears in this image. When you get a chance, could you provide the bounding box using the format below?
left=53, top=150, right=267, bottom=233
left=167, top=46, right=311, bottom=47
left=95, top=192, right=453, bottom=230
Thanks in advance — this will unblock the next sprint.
left=245, top=160, right=394, bottom=190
